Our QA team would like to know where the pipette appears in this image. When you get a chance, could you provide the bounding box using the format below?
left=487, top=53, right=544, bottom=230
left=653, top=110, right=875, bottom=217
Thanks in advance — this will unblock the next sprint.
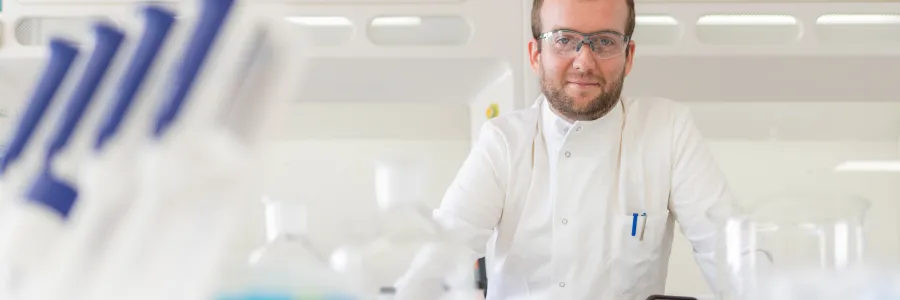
left=0, top=38, right=79, bottom=299
left=0, top=23, right=125, bottom=298
left=24, top=8, right=178, bottom=300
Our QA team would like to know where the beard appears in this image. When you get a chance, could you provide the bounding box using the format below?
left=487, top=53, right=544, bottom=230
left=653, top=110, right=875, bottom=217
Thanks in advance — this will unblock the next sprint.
left=541, top=67, right=625, bottom=121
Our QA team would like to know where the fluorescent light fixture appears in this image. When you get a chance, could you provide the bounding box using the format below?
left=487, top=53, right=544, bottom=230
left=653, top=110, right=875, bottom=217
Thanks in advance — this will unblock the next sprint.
left=697, top=15, right=797, bottom=26
left=637, top=15, right=678, bottom=26
left=284, top=16, right=352, bottom=26
left=834, top=160, right=900, bottom=172
left=817, top=14, right=900, bottom=25
left=371, top=16, right=422, bottom=27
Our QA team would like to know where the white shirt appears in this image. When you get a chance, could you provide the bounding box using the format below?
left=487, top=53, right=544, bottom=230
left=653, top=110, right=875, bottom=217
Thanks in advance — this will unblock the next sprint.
left=398, top=95, right=736, bottom=300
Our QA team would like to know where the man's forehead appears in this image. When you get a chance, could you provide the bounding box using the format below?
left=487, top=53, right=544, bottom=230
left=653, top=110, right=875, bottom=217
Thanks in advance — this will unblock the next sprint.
left=540, top=0, right=629, bottom=34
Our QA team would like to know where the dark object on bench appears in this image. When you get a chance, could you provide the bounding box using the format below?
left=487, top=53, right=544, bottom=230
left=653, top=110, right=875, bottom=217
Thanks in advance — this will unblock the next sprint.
left=645, top=295, right=698, bottom=300
left=476, top=257, right=488, bottom=296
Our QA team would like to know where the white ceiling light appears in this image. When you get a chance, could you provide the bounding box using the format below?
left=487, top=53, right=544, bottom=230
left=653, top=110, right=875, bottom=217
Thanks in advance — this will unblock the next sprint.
left=817, top=14, right=900, bottom=25
left=697, top=15, right=798, bottom=26
left=637, top=15, right=678, bottom=26
left=284, top=16, right=352, bottom=26
left=834, top=160, right=900, bottom=172
left=371, top=17, right=422, bottom=27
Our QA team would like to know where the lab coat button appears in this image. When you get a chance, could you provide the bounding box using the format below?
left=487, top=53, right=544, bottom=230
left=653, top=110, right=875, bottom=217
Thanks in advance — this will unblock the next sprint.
left=575, top=126, right=581, bottom=131
left=561, top=218, right=568, bottom=224
left=564, top=151, right=571, bottom=157
left=559, top=282, right=566, bottom=287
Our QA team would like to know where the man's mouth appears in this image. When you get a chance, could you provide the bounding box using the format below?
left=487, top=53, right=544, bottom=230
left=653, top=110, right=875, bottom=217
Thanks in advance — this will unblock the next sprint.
left=567, top=81, right=600, bottom=88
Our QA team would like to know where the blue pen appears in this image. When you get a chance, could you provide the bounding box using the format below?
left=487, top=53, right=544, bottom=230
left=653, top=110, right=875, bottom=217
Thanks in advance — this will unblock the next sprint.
left=631, top=213, right=638, bottom=237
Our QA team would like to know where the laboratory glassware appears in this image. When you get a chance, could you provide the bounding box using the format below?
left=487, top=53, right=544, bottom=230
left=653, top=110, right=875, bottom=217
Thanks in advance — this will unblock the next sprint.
left=711, top=195, right=871, bottom=300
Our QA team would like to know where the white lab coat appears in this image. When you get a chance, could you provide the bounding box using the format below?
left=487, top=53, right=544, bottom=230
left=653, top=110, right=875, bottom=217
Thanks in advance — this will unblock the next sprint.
left=397, top=95, right=736, bottom=300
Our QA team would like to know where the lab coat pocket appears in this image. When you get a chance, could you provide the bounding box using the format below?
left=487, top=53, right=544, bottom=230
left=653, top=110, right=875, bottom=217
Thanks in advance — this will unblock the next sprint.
left=611, top=211, right=670, bottom=297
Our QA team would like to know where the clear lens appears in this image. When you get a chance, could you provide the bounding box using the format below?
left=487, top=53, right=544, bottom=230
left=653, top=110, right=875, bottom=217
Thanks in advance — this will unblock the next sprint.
left=546, top=30, right=627, bottom=59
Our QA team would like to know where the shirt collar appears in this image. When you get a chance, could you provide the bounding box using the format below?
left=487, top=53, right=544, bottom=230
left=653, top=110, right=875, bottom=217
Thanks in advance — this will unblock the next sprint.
left=539, top=95, right=624, bottom=138
left=542, top=100, right=572, bottom=138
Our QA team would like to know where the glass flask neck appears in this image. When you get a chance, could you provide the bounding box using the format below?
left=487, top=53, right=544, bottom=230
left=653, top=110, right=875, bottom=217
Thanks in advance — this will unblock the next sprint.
left=263, top=198, right=308, bottom=242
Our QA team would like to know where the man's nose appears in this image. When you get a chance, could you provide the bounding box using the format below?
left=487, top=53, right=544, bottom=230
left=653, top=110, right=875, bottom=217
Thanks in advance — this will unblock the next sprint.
left=573, top=42, right=597, bottom=73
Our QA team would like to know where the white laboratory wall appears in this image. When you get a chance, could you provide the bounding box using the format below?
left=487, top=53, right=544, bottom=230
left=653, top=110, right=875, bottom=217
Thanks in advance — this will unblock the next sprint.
left=469, top=70, right=515, bottom=144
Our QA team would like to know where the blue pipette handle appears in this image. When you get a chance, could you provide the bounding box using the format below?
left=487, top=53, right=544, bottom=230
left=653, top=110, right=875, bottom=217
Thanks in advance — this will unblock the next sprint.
left=27, top=23, right=125, bottom=219
left=153, top=0, right=235, bottom=138
left=45, top=23, right=125, bottom=160
left=0, top=40, right=79, bottom=175
left=27, top=171, right=77, bottom=218
left=95, top=6, right=177, bottom=151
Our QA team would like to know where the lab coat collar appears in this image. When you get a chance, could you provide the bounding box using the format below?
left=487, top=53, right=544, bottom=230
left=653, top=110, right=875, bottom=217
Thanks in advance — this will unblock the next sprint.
left=534, top=94, right=625, bottom=137
left=542, top=100, right=573, bottom=139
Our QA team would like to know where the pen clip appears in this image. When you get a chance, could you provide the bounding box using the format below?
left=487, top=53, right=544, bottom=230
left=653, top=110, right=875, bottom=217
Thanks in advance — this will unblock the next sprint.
left=639, top=212, right=647, bottom=241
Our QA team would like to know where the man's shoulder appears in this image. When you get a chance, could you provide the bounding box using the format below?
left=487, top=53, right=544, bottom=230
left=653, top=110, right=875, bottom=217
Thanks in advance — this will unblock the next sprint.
left=486, top=105, right=538, bottom=128
left=479, top=105, right=540, bottom=145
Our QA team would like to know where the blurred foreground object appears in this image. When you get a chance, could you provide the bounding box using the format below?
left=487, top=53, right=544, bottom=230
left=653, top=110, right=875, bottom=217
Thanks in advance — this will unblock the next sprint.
left=766, top=267, right=900, bottom=300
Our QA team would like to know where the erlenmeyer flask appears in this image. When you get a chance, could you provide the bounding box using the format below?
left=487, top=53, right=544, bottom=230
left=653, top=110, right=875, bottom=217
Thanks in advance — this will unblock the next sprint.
left=330, top=157, right=439, bottom=299
left=330, top=157, right=479, bottom=300
left=711, top=195, right=871, bottom=300
left=216, top=198, right=359, bottom=300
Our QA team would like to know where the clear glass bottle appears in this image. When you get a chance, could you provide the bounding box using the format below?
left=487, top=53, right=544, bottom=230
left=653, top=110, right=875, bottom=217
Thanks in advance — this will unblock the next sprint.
left=712, top=195, right=871, bottom=300
left=216, top=198, right=358, bottom=300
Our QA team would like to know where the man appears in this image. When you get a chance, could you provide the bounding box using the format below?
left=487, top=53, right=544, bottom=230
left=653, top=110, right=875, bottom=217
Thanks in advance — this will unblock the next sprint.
left=396, top=0, right=736, bottom=299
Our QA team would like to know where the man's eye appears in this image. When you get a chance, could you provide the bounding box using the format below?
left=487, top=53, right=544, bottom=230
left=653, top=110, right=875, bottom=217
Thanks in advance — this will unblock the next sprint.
left=589, top=38, right=615, bottom=46
left=555, top=37, right=571, bottom=44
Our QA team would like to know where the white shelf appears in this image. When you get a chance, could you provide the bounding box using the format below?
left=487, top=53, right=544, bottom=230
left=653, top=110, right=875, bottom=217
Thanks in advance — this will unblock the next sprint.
left=0, top=0, right=529, bottom=107
left=0, top=0, right=897, bottom=110
left=2, top=2, right=899, bottom=56
left=271, top=3, right=520, bottom=58
left=634, top=2, right=900, bottom=56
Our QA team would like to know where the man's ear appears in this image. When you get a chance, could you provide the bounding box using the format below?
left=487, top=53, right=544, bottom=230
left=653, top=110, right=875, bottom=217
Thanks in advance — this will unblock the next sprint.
left=624, top=40, right=636, bottom=77
left=528, top=39, right=541, bottom=75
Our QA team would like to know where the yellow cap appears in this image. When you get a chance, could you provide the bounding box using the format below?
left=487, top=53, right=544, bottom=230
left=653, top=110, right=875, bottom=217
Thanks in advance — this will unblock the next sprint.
left=485, top=103, right=499, bottom=119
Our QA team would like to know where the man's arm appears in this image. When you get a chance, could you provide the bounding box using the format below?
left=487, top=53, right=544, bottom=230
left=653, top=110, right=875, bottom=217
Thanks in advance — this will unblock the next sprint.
left=394, top=121, right=508, bottom=297
left=668, top=105, right=738, bottom=292
left=434, top=121, right=508, bottom=256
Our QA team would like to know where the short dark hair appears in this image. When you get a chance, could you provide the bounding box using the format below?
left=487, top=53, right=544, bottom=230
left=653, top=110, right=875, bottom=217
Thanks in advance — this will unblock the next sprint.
left=530, top=0, right=636, bottom=39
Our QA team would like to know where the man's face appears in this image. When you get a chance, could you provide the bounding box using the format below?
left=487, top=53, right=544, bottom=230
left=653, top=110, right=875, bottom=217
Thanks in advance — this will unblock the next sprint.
left=528, top=0, right=636, bottom=121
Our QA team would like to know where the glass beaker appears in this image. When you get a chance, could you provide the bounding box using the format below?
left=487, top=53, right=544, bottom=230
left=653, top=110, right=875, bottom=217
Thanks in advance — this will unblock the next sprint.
left=711, top=195, right=871, bottom=300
